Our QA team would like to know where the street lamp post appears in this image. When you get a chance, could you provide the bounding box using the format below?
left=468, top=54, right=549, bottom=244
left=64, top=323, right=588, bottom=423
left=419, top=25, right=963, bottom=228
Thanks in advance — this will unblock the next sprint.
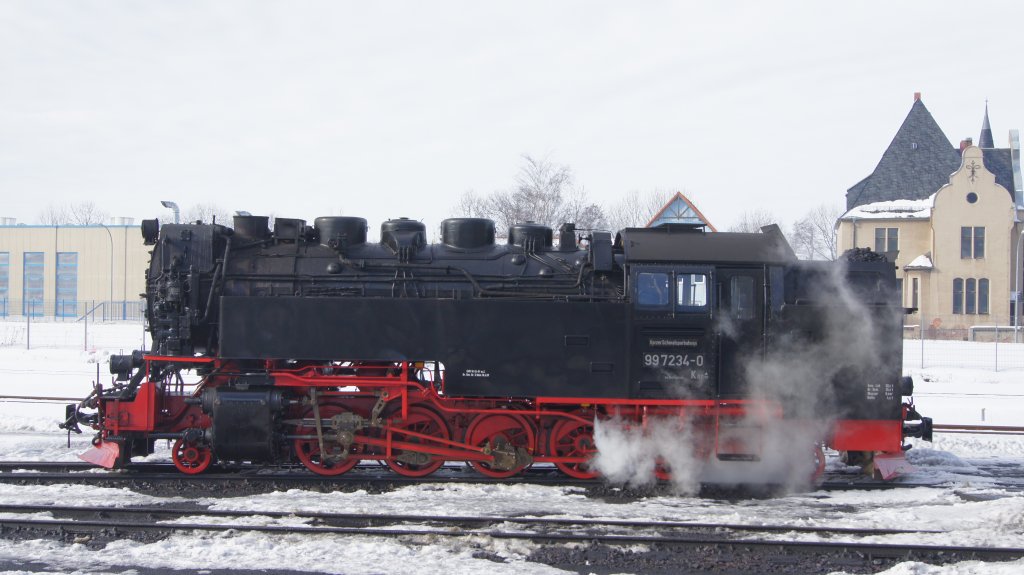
left=161, top=201, right=180, bottom=224
left=99, top=223, right=114, bottom=320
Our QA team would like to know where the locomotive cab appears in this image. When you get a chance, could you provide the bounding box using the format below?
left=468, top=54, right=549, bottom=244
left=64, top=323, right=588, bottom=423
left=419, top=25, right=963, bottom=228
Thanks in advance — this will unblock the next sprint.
left=629, top=265, right=715, bottom=399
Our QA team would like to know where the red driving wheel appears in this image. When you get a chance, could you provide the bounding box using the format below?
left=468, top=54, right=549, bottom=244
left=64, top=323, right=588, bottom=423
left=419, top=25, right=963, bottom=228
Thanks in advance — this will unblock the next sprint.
left=293, top=404, right=365, bottom=476
left=385, top=406, right=451, bottom=477
left=548, top=418, right=598, bottom=479
left=466, top=413, right=535, bottom=478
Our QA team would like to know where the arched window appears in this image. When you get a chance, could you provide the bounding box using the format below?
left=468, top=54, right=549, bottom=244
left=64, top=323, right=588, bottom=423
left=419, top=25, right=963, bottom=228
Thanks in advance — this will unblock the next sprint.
left=952, top=278, right=963, bottom=314
left=978, top=279, right=989, bottom=315
left=966, top=279, right=977, bottom=314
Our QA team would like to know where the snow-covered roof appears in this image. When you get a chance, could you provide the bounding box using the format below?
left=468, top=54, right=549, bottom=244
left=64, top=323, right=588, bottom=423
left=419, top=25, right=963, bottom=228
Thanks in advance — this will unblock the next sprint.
left=840, top=195, right=933, bottom=220
left=905, top=254, right=933, bottom=270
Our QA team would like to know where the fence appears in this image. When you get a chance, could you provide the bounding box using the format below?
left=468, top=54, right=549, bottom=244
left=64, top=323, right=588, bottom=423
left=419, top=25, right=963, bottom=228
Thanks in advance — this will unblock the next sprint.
left=903, top=315, right=1024, bottom=371
left=0, top=299, right=145, bottom=322
left=0, top=302, right=147, bottom=351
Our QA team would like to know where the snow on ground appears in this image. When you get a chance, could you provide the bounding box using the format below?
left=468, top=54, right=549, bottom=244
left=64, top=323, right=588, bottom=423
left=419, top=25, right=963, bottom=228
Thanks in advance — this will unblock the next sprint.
left=0, top=323, right=1022, bottom=574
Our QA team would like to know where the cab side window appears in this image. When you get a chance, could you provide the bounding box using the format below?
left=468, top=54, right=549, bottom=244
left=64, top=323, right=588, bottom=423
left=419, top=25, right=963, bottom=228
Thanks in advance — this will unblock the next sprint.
left=730, top=276, right=755, bottom=320
left=677, top=274, right=708, bottom=312
left=637, top=272, right=671, bottom=309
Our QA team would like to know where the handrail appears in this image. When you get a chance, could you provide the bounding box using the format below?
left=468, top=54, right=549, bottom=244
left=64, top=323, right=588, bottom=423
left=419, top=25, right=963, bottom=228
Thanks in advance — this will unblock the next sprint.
left=76, top=302, right=107, bottom=323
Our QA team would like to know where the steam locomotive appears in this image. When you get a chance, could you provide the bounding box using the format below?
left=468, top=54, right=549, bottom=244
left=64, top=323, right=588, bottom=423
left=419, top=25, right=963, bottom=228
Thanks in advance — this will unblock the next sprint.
left=63, top=215, right=931, bottom=482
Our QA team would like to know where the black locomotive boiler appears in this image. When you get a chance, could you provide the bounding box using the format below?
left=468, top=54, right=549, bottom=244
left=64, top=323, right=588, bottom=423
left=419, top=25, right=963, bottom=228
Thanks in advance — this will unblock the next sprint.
left=64, top=214, right=931, bottom=481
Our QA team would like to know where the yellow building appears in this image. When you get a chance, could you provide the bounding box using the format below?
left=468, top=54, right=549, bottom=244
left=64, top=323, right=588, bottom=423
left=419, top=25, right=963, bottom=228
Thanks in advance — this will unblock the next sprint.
left=838, top=96, right=1023, bottom=337
left=0, top=221, right=149, bottom=320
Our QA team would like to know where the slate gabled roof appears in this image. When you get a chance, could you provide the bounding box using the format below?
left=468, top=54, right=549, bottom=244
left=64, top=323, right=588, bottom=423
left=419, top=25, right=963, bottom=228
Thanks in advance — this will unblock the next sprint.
left=846, top=99, right=962, bottom=210
left=977, top=105, right=1017, bottom=201
left=981, top=147, right=1016, bottom=200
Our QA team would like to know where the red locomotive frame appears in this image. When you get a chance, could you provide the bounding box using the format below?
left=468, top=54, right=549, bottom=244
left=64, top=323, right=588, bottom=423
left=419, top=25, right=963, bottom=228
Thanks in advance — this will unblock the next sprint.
left=80, top=355, right=920, bottom=482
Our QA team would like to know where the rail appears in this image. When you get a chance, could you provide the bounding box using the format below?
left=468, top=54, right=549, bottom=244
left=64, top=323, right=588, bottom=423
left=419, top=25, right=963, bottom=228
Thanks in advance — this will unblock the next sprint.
left=932, top=424, right=1024, bottom=435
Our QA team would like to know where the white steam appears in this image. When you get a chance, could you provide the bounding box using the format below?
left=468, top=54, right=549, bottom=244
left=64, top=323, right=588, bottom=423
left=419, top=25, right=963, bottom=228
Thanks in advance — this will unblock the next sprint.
left=590, top=256, right=901, bottom=492
left=591, top=416, right=705, bottom=495
left=733, top=258, right=901, bottom=487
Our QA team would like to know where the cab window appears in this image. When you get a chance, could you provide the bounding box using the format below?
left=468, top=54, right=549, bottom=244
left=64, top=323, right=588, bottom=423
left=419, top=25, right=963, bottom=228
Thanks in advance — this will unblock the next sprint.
left=730, top=276, right=755, bottom=320
left=637, top=272, right=671, bottom=309
left=677, top=274, right=708, bottom=312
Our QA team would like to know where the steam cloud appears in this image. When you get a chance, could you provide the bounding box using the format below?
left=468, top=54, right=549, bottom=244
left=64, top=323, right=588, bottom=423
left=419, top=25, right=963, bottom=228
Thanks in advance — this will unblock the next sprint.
left=590, top=416, right=704, bottom=495
left=592, top=256, right=900, bottom=492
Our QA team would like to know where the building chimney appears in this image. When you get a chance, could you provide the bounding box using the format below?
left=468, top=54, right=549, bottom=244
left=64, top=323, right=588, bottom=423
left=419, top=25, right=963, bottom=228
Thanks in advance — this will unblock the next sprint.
left=960, top=137, right=973, bottom=152
left=914, top=92, right=921, bottom=102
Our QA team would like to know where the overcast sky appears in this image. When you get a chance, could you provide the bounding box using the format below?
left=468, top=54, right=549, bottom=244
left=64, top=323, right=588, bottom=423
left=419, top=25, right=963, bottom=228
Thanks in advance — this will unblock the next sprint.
left=1, top=1, right=1021, bottom=234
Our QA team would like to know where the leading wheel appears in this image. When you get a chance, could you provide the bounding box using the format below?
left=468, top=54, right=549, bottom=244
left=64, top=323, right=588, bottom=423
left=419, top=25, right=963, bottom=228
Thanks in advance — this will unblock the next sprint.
left=466, top=413, right=535, bottom=479
left=549, top=418, right=598, bottom=479
left=293, top=404, right=365, bottom=476
left=385, top=406, right=451, bottom=477
left=171, top=438, right=212, bottom=475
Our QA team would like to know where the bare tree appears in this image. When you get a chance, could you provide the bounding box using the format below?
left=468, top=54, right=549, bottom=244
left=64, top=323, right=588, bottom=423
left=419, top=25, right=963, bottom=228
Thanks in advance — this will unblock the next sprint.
left=183, top=203, right=232, bottom=225
left=37, top=204, right=69, bottom=225
left=68, top=201, right=109, bottom=225
left=449, top=155, right=606, bottom=234
left=605, top=189, right=671, bottom=232
left=727, top=209, right=779, bottom=233
left=38, top=202, right=109, bottom=225
left=790, top=203, right=842, bottom=260
left=449, top=191, right=490, bottom=219
left=561, top=186, right=607, bottom=231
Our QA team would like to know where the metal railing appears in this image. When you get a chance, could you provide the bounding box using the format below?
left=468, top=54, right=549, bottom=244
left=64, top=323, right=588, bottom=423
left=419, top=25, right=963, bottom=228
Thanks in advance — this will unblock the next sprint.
left=0, top=299, right=145, bottom=321
left=903, top=314, right=1024, bottom=371
left=0, top=299, right=147, bottom=350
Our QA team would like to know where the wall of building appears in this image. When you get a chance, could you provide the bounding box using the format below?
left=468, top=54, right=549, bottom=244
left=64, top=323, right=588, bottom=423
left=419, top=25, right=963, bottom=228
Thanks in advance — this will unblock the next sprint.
left=0, top=224, right=149, bottom=318
left=931, top=147, right=1018, bottom=332
left=838, top=146, right=1024, bottom=337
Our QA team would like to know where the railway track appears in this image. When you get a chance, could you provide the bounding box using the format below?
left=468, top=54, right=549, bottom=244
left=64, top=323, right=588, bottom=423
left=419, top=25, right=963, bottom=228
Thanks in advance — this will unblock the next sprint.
left=1, top=503, right=1021, bottom=573
left=932, top=423, right=1024, bottom=435
left=0, top=460, right=929, bottom=494
left=0, top=502, right=940, bottom=536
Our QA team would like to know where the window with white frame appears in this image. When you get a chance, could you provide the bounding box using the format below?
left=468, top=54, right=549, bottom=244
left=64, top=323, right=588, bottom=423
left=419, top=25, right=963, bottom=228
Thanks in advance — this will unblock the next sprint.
left=961, top=226, right=985, bottom=259
left=874, top=227, right=898, bottom=253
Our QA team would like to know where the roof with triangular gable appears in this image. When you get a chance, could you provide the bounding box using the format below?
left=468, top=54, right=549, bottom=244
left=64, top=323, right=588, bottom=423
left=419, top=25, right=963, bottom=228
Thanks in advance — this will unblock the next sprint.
left=646, top=192, right=717, bottom=231
left=846, top=97, right=961, bottom=210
